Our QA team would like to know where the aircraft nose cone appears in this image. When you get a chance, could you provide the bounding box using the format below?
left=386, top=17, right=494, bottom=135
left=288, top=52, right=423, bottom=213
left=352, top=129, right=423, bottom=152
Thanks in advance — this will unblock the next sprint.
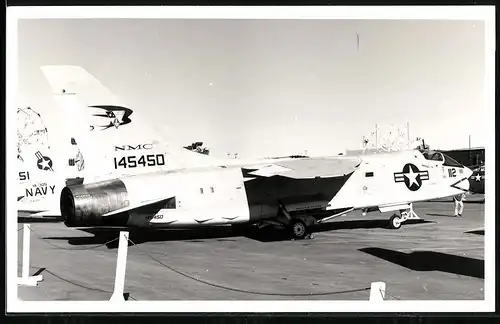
left=455, top=171, right=471, bottom=192
left=459, top=177, right=471, bottom=191
left=464, top=166, right=473, bottom=179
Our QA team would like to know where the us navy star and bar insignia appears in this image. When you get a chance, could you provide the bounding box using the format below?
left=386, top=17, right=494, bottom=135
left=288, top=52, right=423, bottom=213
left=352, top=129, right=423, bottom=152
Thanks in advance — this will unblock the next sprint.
left=35, top=151, right=54, bottom=171
left=394, top=163, right=429, bottom=191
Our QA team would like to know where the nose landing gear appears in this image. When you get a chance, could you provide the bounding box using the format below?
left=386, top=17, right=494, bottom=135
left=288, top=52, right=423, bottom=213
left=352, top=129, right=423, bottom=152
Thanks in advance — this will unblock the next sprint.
left=388, top=214, right=402, bottom=229
left=387, top=203, right=420, bottom=229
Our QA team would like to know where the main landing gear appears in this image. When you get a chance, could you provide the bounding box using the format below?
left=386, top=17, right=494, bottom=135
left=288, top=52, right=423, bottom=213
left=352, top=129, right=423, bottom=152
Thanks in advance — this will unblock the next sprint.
left=388, top=203, right=420, bottom=230
left=289, top=219, right=313, bottom=240
left=278, top=201, right=315, bottom=240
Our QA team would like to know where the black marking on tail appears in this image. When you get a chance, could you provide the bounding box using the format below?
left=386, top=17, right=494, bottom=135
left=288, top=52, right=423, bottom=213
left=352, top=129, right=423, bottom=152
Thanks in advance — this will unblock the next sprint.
left=89, top=105, right=133, bottom=130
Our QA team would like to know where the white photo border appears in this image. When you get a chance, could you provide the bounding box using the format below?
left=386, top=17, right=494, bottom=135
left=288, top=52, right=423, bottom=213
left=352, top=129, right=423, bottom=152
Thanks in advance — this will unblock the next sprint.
left=5, top=5, right=496, bottom=313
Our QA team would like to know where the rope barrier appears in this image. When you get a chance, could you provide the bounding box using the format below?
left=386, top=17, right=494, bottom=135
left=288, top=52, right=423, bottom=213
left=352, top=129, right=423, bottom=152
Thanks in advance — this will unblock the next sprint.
left=28, top=226, right=119, bottom=251
left=128, top=238, right=371, bottom=298
left=23, top=227, right=386, bottom=300
left=380, top=288, right=402, bottom=300
left=26, top=265, right=137, bottom=301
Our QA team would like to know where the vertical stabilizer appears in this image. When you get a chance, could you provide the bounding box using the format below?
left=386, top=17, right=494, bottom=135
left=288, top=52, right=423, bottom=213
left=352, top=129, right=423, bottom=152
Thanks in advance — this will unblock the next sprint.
left=40, top=65, right=228, bottom=183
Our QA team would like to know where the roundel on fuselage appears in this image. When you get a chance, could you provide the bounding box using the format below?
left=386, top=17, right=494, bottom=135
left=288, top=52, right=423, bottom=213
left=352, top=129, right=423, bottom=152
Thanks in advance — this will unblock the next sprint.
left=393, top=163, right=430, bottom=191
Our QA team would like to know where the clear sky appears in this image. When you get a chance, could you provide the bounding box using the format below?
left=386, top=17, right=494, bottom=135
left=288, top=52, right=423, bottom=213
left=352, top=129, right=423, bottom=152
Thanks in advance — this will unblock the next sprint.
left=17, top=18, right=486, bottom=159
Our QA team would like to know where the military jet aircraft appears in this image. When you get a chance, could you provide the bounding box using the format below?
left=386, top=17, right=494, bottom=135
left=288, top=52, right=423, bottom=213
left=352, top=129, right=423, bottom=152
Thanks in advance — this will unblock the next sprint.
left=33, top=65, right=472, bottom=239
left=469, top=164, right=485, bottom=195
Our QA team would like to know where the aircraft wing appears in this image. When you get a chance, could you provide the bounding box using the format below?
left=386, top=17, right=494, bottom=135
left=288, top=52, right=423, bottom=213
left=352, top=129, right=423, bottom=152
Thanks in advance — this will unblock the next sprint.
left=242, top=156, right=362, bottom=179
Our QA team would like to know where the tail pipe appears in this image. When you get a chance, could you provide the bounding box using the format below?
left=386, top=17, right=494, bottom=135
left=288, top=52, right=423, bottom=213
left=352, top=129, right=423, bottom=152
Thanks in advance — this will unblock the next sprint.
left=60, top=179, right=130, bottom=227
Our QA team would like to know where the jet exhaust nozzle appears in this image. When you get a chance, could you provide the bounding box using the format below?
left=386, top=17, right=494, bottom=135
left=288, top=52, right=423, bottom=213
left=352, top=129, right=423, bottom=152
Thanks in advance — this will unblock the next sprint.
left=60, top=179, right=130, bottom=227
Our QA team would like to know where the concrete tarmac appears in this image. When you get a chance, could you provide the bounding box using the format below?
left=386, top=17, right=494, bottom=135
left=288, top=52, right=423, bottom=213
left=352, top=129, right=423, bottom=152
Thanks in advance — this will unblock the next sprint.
left=17, top=199, right=485, bottom=301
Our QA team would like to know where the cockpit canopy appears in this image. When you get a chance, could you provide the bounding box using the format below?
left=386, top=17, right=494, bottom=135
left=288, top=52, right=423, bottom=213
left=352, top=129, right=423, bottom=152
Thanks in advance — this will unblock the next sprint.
left=421, top=151, right=444, bottom=162
left=419, top=150, right=464, bottom=168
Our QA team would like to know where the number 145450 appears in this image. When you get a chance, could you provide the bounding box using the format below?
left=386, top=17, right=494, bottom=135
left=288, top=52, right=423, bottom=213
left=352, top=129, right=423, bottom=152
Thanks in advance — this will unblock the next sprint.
left=114, top=154, right=165, bottom=169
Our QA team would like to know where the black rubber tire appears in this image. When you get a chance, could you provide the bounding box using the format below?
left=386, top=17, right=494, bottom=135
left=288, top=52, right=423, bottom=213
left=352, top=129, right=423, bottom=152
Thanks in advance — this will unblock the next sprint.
left=290, top=219, right=308, bottom=239
left=388, top=215, right=402, bottom=230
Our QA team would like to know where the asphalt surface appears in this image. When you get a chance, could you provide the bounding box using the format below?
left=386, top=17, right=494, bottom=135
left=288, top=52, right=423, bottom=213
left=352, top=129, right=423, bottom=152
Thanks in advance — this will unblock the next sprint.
left=17, top=198, right=485, bottom=301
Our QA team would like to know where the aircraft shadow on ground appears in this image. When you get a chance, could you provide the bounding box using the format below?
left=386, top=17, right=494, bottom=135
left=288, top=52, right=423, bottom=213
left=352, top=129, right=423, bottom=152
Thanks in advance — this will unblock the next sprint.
left=464, top=200, right=486, bottom=204
left=18, top=217, right=63, bottom=223
left=425, top=213, right=457, bottom=218
left=428, top=200, right=485, bottom=205
left=426, top=212, right=484, bottom=218
left=465, top=229, right=484, bottom=235
left=359, top=247, right=484, bottom=279
left=42, top=218, right=433, bottom=247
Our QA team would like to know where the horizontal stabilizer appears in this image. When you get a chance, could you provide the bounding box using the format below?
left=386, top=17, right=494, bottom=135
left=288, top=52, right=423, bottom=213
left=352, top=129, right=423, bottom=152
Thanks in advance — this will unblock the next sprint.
left=102, top=196, right=173, bottom=217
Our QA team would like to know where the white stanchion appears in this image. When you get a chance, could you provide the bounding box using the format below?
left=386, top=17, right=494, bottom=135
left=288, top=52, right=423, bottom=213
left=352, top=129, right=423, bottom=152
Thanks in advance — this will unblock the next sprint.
left=17, top=224, right=43, bottom=286
left=369, top=281, right=386, bottom=301
left=110, top=231, right=129, bottom=302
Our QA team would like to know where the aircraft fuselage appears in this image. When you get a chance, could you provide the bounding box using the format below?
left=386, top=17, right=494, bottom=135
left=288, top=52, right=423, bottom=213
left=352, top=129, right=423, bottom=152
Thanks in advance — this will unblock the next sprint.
left=59, top=150, right=472, bottom=230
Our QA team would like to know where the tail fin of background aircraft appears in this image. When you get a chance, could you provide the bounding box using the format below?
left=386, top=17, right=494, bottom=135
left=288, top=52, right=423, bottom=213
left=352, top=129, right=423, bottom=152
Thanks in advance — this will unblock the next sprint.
left=17, top=143, right=63, bottom=212
left=17, top=107, right=71, bottom=213
left=40, top=65, right=227, bottom=183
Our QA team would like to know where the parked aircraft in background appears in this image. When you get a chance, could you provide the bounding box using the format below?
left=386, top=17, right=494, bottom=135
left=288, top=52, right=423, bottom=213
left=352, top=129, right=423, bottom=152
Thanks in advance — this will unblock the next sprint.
left=438, top=147, right=485, bottom=196
left=469, top=164, right=485, bottom=195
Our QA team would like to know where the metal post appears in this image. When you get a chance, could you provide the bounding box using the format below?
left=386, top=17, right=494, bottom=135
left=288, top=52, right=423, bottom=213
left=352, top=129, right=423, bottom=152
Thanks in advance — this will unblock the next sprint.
left=469, top=134, right=472, bottom=163
left=17, top=224, right=43, bottom=286
left=369, top=281, right=386, bottom=301
left=22, top=224, right=30, bottom=279
left=110, top=231, right=129, bottom=301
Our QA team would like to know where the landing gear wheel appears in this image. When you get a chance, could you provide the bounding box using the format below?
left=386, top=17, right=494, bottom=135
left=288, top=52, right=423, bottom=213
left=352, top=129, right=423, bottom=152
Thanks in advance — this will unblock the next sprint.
left=388, top=215, right=402, bottom=230
left=290, top=219, right=308, bottom=240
